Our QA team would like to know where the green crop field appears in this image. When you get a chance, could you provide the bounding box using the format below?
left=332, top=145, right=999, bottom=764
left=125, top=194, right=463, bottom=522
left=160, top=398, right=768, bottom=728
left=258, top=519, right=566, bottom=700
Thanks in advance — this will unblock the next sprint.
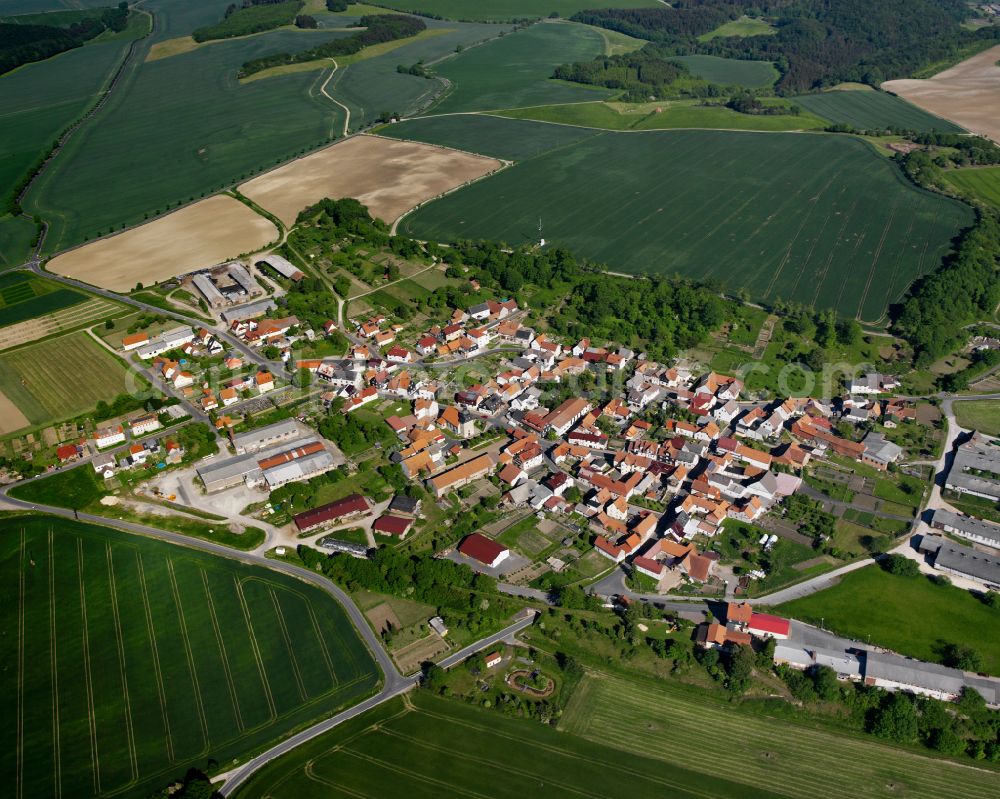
left=0, top=37, right=131, bottom=210
left=309, top=18, right=504, bottom=130
left=0, top=515, right=380, bottom=799
left=379, top=112, right=601, bottom=160
left=235, top=692, right=782, bottom=799
left=0, top=273, right=86, bottom=327
left=0, top=215, right=36, bottom=268
left=560, top=673, right=1000, bottom=798
left=672, top=54, right=778, bottom=88
left=25, top=25, right=353, bottom=254
left=494, top=99, right=829, bottom=132
left=1, top=0, right=112, bottom=15
left=394, top=116, right=973, bottom=319
left=943, top=166, right=1000, bottom=210
left=0, top=331, right=132, bottom=425
left=778, top=565, right=1000, bottom=675
left=796, top=89, right=965, bottom=132
left=375, top=0, right=661, bottom=22
left=698, top=15, right=777, bottom=41
left=429, top=21, right=611, bottom=113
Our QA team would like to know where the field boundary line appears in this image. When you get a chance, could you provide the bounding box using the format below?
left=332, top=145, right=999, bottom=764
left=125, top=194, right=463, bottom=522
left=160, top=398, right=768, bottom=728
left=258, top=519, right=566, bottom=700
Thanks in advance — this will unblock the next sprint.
left=269, top=588, right=308, bottom=702
left=234, top=576, right=277, bottom=721
left=16, top=528, right=26, bottom=799
left=201, top=569, right=246, bottom=732
left=48, top=529, right=62, bottom=798
left=302, top=761, right=368, bottom=798
left=76, top=537, right=101, bottom=795
left=166, top=559, right=211, bottom=752
left=376, top=726, right=607, bottom=799
left=136, top=551, right=175, bottom=761
left=411, top=703, right=728, bottom=799
left=105, top=542, right=139, bottom=786
left=341, top=746, right=491, bottom=799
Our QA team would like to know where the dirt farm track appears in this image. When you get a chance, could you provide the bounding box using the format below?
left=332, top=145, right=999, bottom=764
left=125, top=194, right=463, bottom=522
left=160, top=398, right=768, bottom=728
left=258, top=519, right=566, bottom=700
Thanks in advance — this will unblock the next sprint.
left=47, top=195, right=278, bottom=292
left=240, top=134, right=504, bottom=227
left=883, top=44, right=1000, bottom=144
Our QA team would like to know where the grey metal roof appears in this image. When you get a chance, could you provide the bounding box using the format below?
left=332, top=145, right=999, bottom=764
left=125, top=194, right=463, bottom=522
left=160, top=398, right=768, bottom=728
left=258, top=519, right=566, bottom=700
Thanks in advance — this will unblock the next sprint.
left=193, top=273, right=225, bottom=305
left=227, top=262, right=257, bottom=294
left=221, top=298, right=276, bottom=322
left=232, top=419, right=300, bottom=453
left=864, top=651, right=966, bottom=695
left=257, top=254, right=300, bottom=279
left=932, top=508, right=1000, bottom=546
left=934, top=540, right=1000, bottom=585
left=263, top=451, right=334, bottom=488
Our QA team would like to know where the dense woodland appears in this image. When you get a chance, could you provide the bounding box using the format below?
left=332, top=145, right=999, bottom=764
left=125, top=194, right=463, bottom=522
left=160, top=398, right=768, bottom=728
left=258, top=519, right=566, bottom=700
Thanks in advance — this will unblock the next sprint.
left=239, top=14, right=425, bottom=76
left=192, top=0, right=302, bottom=43
left=553, top=51, right=721, bottom=101
left=0, top=4, right=128, bottom=75
left=891, top=211, right=1000, bottom=367
left=573, top=0, right=1000, bottom=93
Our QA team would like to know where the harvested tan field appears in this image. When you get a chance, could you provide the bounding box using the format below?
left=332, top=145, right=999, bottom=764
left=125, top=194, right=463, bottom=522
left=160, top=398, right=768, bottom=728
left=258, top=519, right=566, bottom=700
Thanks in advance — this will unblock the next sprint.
left=883, top=45, right=1000, bottom=143
left=0, top=298, right=120, bottom=351
left=47, top=196, right=278, bottom=292
left=0, top=390, right=29, bottom=435
left=239, top=134, right=504, bottom=227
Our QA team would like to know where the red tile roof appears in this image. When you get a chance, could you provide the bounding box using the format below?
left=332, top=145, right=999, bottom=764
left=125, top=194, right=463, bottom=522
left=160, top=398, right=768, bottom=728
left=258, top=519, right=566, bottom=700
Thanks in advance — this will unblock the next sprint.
left=293, top=494, right=370, bottom=531
left=372, top=514, right=413, bottom=536
left=457, top=533, right=507, bottom=566
left=749, top=612, right=791, bottom=637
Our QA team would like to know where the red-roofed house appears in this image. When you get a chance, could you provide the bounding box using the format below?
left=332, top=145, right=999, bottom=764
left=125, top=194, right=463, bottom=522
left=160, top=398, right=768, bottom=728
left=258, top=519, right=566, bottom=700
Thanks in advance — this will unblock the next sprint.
left=747, top=612, right=791, bottom=639
left=293, top=494, right=371, bottom=533
left=457, top=533, right=509, bottom=568
left=372, top=514, right=414, bottom=538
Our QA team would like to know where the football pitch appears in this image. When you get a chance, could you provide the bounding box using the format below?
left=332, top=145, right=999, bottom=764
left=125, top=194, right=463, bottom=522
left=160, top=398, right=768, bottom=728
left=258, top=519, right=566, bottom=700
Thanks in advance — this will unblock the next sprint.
left=0, top=516, right=380, bottom=799
left=234, top=693, right=784, bottom=799
left=559, top=673, right=1000, bottom=799
left=395, top=115, right=973, bottom=320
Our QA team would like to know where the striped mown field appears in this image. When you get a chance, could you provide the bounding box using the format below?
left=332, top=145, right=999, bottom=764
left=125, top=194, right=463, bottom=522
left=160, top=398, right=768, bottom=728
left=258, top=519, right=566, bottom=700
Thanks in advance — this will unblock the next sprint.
left=559, top=673, right=1000, bottom=799
left=0, top=331, right=132, bottom=427
left=0, top=516, right=380, bottom=799
left=235, top=693, right=783, bottom=798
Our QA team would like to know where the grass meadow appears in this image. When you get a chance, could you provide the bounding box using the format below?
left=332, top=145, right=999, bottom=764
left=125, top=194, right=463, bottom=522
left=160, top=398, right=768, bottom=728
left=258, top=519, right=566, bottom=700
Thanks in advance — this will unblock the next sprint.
left=0, top=331, right=132, bottom=425
left=0, top=515, right=380, bottom=799
left=943, top=166, right=1000, bottom=210
left=495, top=99, right=829, bottom=131
left=374, top=0, right=661, bottom=21
left=699, top=15, right=777, bottom=41
left=429, top=21, right=611, bottom=113
left=560, top=673, right=1000, bottom=799
left=672, top=54, right=778, bottom=88
left=954, top=398, right=1000, bottom=434
left=395, top=116, right=973, bottom=319
left=235, top=693, right=782, bottom=799
left=777, top=565, right=1000, bottom=675
left=796, top=89, right=965, bottom=133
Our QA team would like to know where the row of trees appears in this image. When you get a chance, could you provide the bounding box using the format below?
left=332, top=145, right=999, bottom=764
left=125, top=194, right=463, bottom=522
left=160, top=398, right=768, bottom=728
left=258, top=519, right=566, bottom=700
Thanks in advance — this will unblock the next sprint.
left=239, top=14, right=426, bottom=77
